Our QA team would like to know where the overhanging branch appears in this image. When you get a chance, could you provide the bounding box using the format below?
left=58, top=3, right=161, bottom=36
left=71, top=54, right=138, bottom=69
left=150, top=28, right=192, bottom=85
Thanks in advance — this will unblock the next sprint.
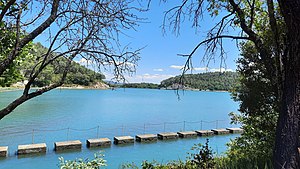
left=178, top=35, right=249, bottom=58
left=0, top=0, right=16, bottom=22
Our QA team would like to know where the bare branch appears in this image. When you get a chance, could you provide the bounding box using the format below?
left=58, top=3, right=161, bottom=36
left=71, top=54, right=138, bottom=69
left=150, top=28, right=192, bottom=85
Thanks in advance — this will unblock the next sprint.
left=178, top=35, right=249, bottom=58
left=0, top=0, right=16, bottom=21
left=20, top=0, right=59, bottom=47
left=163, top=0, right=189, bottom=35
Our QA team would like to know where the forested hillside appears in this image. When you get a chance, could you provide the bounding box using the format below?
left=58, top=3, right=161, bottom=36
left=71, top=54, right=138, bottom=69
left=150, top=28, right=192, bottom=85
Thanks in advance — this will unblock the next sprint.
left=160, top=72, right=238, bottom=91
left=120, top=83, right=159, bottom=89
left=0, top=43, right=105, bottom=87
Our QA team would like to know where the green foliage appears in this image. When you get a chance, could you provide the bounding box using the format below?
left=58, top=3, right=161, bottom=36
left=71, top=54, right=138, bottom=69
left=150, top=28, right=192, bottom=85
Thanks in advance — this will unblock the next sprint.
left=121, top=140, right=272, bottom=169
left=120, top=83, right=159, bottom=89
left=189, top=139, right=215, bottom=169
left=160, top=72, right=238, bottom=91
left=29, top=43, right=105, bottom=87
left=214, top=156, right=272, bottom=169
left=223, top=1, right=283, bottom=165
left=65, top=62, right=105, bottom=86
left=59, top=153, right=106, bottom=169
left=122, top=139, right=216, bottom=169
left=0, top=65, right=24, bottom=87
left=123, top=159, right=272, bottom=169
left=0, top=21, right=34, bottom=87
left=122, top=160, right=196, bottom=169
left=227, top=42, right=278, bottom=165
left=1, top=41, right=106, bottom=87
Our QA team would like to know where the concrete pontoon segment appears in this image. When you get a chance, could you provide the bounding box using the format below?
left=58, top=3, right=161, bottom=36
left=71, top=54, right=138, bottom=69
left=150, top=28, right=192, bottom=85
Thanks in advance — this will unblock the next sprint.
left=157, top=132, right=178, bottom=140
left=17, top=143, right=46, bottom=155
left=0, top=146, right=8, bottom=157
left=136, top=134, right=157, bottom=142
left=177, top=131, right=198, bottom=138
left=114, top=136, right=134, bottom=145
left=195, top=130, right=214, bottom=136
left=226, top=128, right=244, bottom=134
left=211, top=129, right=230, bottom=135
left=54, top=140, right=82, bottom=151
left=87, top=138, right=111, bottom=148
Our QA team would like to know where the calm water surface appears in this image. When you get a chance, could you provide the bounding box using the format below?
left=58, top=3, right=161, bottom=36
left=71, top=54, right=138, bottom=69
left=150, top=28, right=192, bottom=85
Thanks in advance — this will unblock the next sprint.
left=0, top=88, right=240, bottom=168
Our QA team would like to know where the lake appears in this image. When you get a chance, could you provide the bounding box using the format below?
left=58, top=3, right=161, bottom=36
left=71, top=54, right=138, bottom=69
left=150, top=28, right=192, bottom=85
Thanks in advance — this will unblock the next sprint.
left=0, top=88, right=240, bottom=168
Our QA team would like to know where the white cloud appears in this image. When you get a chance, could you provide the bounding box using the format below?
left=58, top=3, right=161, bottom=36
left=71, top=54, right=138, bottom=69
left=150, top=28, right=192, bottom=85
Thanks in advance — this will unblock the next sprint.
left=79, top=58, right=88, bottom=64
left=75, top=58, right=94, bottom=65
left=170, top=64, right=233, bottom=73
left=210, top=68, right=233, bottom=72
left=153, top=68, right=164, bottom=72
left=170, top=65, right=184, bottom=69
left=103, top=72, right=175, bottom=84
left=170, top=65, right=209, bottom=72
left=123, top=74, right=175, bottom=84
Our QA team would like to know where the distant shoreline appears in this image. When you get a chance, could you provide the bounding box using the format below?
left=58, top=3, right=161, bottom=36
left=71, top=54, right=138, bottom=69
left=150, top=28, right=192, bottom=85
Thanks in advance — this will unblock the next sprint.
left=0, top=87, right=23, bottom=92
left=0, top=85, right=110, bottom=93
left=0, top=86, right=230, bottom=93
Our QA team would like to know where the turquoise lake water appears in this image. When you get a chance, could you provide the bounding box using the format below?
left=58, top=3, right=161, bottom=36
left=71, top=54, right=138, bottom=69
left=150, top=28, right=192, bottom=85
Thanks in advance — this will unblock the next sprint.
left=0, top=88, right=240, bottom=168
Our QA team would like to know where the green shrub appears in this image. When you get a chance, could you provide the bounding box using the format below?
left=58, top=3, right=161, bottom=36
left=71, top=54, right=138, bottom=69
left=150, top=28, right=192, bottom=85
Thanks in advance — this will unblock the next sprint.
left=59, top=153, right=106, bottom=169
left=189, top=139, right=215, bottom=168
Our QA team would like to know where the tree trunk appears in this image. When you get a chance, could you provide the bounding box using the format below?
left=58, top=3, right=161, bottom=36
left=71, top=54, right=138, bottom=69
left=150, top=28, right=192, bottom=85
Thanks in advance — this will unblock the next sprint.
left=274, top=69, right=300, bottom=168
left=274, top=0, right=300, bottom=168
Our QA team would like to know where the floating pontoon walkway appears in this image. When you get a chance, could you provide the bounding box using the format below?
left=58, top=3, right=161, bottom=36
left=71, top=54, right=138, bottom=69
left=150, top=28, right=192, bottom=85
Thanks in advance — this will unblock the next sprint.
left=1, top=127, right=243, bottom=157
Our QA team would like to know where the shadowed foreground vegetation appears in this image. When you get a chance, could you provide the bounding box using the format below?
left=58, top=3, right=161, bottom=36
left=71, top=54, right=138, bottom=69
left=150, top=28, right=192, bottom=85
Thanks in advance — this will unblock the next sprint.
left=59, top=139, right=273, bottom=169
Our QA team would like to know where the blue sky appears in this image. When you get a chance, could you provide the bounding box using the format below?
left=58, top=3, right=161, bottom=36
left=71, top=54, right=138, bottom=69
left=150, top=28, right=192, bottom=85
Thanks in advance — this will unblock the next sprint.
left=105, top=1, right=240, bottom=84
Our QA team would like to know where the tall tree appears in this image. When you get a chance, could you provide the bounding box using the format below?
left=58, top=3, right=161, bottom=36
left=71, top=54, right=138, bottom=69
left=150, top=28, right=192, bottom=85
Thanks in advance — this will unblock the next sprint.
left=161, top=0, right=299, bottom=168
left=0, top=0, right=143, bottom=119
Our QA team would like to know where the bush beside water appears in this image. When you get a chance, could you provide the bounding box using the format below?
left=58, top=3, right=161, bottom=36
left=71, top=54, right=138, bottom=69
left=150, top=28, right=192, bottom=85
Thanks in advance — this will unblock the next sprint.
left=59, top=139, right=273, bottom=169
